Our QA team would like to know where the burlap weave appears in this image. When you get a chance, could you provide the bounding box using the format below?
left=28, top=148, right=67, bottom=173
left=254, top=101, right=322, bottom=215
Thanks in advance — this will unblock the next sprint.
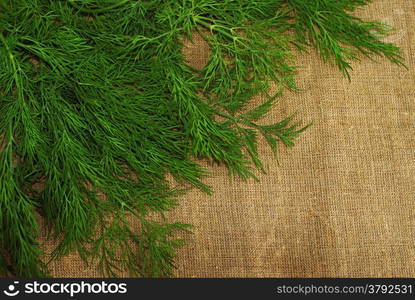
left=47, top=0, right=415, bottom=277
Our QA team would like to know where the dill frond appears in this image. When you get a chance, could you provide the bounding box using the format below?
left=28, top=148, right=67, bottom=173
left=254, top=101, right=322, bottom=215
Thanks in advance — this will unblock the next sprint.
left=0, top=0, right=404, bottom=277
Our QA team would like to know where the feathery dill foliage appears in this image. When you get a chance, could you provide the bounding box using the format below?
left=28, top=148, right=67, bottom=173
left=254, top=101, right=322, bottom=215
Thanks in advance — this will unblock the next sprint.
left=0, top=0, right=403, bottom=277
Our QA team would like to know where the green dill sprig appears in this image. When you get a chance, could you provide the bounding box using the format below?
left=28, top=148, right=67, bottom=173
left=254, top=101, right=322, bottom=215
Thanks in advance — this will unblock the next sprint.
left=0, top=0, right=404, bottom=277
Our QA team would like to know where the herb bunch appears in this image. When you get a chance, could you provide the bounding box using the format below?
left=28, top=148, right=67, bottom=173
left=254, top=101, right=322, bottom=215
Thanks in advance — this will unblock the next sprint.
left=0, top=0, right=403, bottom=277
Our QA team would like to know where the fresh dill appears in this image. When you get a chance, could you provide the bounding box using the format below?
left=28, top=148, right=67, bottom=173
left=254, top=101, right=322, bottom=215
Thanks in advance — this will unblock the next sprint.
left=0, top=0, right=404, bottom=277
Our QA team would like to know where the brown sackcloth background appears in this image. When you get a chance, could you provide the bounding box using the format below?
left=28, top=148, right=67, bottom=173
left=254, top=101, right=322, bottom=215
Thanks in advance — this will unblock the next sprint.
left=48, top=0, right=415, bottom=277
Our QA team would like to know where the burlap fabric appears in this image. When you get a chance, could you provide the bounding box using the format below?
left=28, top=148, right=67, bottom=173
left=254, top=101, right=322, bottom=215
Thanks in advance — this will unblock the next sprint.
left=48, top=0, right=415, bottom=277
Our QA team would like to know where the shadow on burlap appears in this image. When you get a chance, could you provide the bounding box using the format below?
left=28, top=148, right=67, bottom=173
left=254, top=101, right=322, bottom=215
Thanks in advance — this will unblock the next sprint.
left=48, top=0, right=415, bottom=277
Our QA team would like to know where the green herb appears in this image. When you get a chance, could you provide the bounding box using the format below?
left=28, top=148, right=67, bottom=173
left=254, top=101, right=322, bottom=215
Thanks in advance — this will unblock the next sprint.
left=0, top=0, right=404, bottom=277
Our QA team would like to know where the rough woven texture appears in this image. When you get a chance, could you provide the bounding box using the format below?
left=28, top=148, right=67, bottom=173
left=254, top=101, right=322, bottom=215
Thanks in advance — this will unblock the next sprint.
left=47, top=0, right=415, bottom=277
